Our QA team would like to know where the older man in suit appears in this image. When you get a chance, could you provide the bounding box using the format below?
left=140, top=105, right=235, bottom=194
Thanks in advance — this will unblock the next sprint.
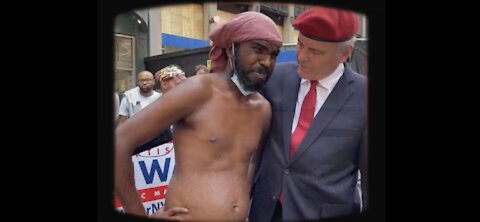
left=249, top=6, right=368, bottom=221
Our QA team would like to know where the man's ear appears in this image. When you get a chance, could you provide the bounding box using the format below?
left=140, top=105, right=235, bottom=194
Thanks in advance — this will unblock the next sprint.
left=340, top=45, right=354, bottom=63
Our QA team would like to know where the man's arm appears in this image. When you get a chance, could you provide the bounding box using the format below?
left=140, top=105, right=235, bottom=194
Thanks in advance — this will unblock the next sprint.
left=133, top=127, right=173, bottom=155
left=247, top=99, right=271, bottom=187
left=114, top=77, right=211, bottom=216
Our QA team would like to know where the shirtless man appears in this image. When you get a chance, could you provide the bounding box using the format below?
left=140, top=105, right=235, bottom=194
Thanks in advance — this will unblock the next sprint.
left=114, top=11, right=282, bottom=221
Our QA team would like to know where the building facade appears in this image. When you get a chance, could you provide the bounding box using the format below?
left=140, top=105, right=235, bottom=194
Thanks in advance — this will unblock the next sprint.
left=113, top=2, right=367, bottom=95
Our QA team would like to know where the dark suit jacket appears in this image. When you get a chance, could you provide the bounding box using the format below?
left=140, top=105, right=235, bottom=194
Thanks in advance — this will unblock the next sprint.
left=249, top=62, right=367, bottom=221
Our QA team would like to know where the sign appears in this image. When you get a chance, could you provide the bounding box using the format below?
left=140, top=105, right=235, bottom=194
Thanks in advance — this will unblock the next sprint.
left=114, top=142, right=175, bottom=215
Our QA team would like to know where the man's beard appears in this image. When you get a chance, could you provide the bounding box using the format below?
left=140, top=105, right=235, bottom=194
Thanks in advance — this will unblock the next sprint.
left=139, top=86, right=152, bottom=93
left=231, top=54, right=271, bottom=92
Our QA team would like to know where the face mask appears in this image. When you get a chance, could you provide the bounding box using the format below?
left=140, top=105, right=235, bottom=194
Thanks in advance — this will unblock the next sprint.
left=231, top=72, right=255, bottom=96
left=229, top=42, right=255, bottom=96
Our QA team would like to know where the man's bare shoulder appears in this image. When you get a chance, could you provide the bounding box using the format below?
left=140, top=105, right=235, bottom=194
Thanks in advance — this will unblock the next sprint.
left=183, top=74, right=212, bottom=87
left=186, top=74, right=223, bottom=90
left=251, top=93, right=270, bottom=106
left=191, top=73, right=235, bottom=93
left=168, top=74, right=215, bottom=98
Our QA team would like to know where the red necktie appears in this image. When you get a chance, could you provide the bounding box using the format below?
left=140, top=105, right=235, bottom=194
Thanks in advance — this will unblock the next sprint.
left=279, top=81, right=318, bottom=204
left=290, top=80, right=317, bottom=157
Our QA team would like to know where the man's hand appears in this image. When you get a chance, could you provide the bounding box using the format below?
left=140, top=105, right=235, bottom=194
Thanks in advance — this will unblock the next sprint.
left=150, top=207, right=189, bottom=221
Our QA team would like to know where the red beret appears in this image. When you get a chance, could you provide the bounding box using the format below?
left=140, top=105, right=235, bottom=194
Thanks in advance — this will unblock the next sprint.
left=293, top=6, right=358, bottom=42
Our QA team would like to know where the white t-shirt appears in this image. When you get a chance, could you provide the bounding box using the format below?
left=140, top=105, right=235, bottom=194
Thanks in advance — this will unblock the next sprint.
left=114, top=92, right=120, bottom=119
left=118, top=87, right=161, bottom=117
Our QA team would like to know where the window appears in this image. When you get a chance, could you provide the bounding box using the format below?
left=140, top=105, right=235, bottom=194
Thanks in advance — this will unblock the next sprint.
left=114, top=34, right=135, bottom=95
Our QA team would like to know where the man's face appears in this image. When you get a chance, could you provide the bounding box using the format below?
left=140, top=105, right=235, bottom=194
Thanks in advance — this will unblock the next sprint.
left=295, top=32, right=351, bottom=80
left=137, top=71, right=155, bottom=93
left=231, top=40, right=280, bottom=91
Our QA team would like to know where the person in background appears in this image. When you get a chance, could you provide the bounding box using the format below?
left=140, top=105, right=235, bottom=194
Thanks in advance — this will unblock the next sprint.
left=117, top=71, right=160, bottom=126
left=249, top=6, right=368, bottom=221
left=132, top=65, right=187, bottom=155
left=114, top=92, right=120, bottom=121
left=193, top=64, right=210, bottom=75
left=156, top=65, right=187, bottom=92
left=115, top=11, right=282, bottom=221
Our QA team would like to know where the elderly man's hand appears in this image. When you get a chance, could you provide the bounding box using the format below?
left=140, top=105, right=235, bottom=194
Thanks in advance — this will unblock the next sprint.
left=150, top=206, right=189, bottom=221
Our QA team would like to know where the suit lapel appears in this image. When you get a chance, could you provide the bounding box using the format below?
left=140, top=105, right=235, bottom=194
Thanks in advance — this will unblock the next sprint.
left=289, top=71, right=355, bottom=164
left=282, top=65, right=301, bottom=163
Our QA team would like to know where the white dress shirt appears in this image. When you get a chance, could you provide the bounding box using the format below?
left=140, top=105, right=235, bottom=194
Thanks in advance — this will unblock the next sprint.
left=291, top=63, right=345, bottom=133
